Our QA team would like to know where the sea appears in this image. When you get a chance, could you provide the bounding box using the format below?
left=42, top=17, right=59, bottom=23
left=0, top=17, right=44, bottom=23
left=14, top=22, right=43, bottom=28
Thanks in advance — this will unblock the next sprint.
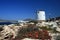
left=0, top=22, right=15, bottom=25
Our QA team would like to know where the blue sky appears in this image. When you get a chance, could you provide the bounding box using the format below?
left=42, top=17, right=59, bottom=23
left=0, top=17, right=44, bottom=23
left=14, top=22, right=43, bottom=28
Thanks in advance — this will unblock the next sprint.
left=0, top=0, right=60, bottom=20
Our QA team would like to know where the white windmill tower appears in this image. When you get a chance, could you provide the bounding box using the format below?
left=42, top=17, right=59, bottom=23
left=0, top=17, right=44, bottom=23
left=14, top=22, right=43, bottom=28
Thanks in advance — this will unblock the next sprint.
left=37, top=10, right=46, bottom=22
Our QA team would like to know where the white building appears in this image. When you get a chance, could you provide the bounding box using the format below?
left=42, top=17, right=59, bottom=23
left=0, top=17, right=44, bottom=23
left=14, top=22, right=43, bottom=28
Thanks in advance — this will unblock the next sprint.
left=37, top=10, right=46, bottom=21
left=18, top=20, right=29, bottom=23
